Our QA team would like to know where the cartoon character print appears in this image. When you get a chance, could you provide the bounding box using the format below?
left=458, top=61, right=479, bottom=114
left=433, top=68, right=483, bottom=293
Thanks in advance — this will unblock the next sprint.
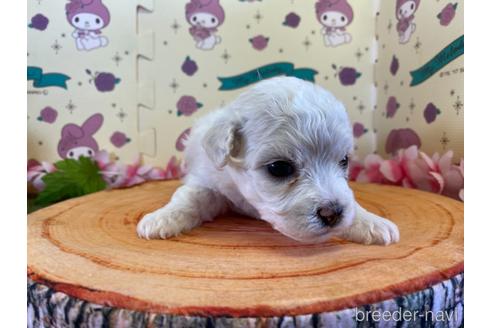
left=315, top=0, right=353, bottom=47
left=185, top=0, right=225, bottom=51
left=57, top=113, right=103, bottom=159
left=396, top=0, right=419, bottom=44
left=65, top=0, right=110, bottom=51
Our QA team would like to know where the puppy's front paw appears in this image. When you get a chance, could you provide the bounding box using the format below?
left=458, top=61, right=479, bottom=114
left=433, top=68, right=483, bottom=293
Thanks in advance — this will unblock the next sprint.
left=365, top=217, right=399, bottom=245
left=137, top=207, right=193, bottom=240
left=342, top=214, right=400, bottom=246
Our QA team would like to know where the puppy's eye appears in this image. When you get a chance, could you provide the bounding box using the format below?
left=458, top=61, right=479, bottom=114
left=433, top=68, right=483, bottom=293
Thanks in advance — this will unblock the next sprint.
left=339, top=155, right=349, bottom=169
left=267, top=161, right=295, bottom=178
left=341, top=16, right=346, bottom=22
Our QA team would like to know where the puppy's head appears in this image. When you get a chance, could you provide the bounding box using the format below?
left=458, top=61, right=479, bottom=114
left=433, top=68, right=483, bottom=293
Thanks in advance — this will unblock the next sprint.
left=202, top=77, right=355, bottom=243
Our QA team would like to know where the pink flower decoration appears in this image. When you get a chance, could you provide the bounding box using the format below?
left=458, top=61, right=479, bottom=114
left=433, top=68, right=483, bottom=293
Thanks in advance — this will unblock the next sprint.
left=30, top=146, right=464, bottom=203
left=379, top=146, right=432, bottom=190
left=177, top=96, right=202, bottom=116
left=438, top=3, right=458, bottom=26
left=27, top=160, right=56, bottom=191
left=95, top=151, right=184, bottom=189
left=95, top=151, right=127, bottom=188
left=163, top=156, right=184, bottom=179
left=123, top=155, right=184, bottom=187
left=351, top=154, right=387, bottom=184
left=419, top=150, right=464, bottom=199
left=457, top=159, right=464, bottom=201
left=29, top=150, right=185, bottom=193
left=349, top=146, right=464, bottom=201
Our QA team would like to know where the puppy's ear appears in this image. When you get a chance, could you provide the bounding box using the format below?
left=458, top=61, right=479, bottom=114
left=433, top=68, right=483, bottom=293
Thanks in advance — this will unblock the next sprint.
left=201, top=116, right=242, bottom=169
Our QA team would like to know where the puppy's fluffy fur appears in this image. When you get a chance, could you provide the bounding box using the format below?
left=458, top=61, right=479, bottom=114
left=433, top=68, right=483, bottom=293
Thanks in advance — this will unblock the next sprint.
left=137, top=77, right=399, bottom=245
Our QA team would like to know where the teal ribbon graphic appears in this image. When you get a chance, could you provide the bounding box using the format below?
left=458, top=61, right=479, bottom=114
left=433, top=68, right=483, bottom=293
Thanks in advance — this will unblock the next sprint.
left=410, top=35, right=464, bottom=86
left=218, top=62, right=318, bottom=90
left=27, top=66, right=71, bottom=89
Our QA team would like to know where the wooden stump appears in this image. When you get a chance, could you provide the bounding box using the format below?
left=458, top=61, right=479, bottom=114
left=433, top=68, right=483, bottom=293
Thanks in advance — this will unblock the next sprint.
left=28, top=181, right=464, bottom=327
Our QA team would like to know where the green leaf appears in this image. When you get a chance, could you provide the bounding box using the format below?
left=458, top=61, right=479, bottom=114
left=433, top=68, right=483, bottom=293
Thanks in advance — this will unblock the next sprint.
left=35, top=157, right=107, bottom=206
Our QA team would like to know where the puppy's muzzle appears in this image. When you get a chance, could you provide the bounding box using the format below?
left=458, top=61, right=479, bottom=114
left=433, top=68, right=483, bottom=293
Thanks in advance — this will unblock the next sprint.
left=317, top=202, right=344, bottom=227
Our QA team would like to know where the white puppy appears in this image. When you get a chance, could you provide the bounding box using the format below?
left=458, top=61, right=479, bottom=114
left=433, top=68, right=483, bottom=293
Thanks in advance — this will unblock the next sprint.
left=137, top=77, right=399, bottom=245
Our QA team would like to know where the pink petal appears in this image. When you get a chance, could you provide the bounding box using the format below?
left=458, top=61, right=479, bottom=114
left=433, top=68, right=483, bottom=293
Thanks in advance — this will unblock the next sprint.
left=438, top=150, right=454, bottom=172
left=136, top=164, right=153, bottom=176
left=420, top=151, right=437, bottom=171
left=32, top=175, right=46, bottom=191
left=132, top=154, right=143, bottom=167
left=404, top=161, right=433, bottom=192
left=355, top=171, right=370, bottom=183
left=432, top=153, right=440, bottom=162
left=41, top=161, right=56, bottom=173
left=364, top=154, right=383, bottom=169
left=165, top=156, right=180, bottom=172
left=27, top=170, right=40, bottom=181
left=28, top=164, right=43, bottom=173
left=27, top=159, right=40, bottom=170
left=403, top=145, right=419, bottom=160
left=126, top=165, right=138, bottom=178
left=429, top=172, right=445, bottom=194
left=458, top=159, right=464, bottom=177
left=105, top=173, right=126, bottom=188
left=380, top=160, right=403, bottom=182
left=126, top=176, right=146, bottom=187
left=94, top=150, right=110, bottom=167
left=349, top=164, right=363, bottom=181
left=442, top=168, right=464, bottom=199
left=148, top=168, right=164, bottom=180
left=369, top=170, right=385, bottom=183
left=402, top=178, right=414, bottom=189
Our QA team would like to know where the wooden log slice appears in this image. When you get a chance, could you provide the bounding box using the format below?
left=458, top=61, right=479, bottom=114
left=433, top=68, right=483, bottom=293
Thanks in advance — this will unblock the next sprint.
left=27, top=181, right=463, bottom=326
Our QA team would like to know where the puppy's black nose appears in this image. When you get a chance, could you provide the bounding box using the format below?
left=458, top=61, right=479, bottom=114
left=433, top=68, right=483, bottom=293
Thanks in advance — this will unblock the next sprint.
left=317, top=203, right=344, bottom=227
